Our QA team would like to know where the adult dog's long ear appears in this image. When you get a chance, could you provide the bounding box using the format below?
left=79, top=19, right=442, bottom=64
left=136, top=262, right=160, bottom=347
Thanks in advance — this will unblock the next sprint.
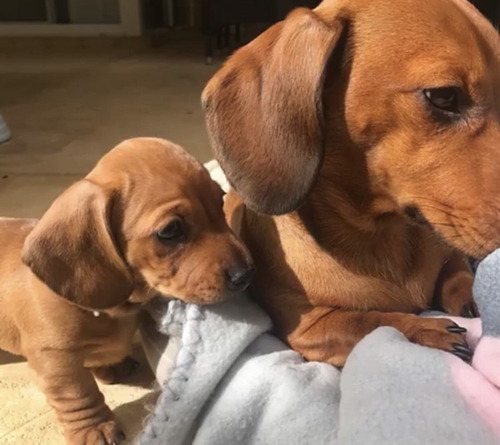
left=202, top=8, right=345, bottom=215
left=22, top=180, right=134, bottom=309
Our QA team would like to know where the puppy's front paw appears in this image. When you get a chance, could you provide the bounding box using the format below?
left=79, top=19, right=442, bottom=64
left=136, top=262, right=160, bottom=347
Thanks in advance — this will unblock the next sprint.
left=91, top=357, right=139, bottom=384
left=68, top=420, right=125, bottom=445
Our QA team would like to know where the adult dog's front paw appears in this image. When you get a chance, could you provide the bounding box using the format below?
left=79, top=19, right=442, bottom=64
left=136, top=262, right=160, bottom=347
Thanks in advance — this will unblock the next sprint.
left=406, top=317, right=473, bottom=362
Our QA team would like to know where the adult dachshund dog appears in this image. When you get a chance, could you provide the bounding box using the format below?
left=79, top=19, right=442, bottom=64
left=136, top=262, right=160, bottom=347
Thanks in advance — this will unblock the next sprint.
left=202, top=0, right=500, bottom=367
left=0, top=138, right=253, bottom=444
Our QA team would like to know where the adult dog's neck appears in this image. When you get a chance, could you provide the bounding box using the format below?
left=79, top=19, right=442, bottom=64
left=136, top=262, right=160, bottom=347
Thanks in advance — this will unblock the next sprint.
left=297, top=151, right=422, bottom=276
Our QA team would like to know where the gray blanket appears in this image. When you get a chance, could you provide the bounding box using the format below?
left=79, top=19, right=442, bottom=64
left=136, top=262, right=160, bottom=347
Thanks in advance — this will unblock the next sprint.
left=139, top=249, right=500, bottom=445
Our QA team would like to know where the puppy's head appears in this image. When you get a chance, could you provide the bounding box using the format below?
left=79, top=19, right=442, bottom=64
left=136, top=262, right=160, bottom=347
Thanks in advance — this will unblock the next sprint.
left=22, top=138, right=253, bottom=310
left=202, top=0, right=500, bottom=258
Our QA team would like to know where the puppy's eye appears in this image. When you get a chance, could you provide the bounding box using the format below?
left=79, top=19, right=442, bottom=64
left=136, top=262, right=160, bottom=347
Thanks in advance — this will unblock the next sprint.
left=156, top=219, right=185, bottom=242
left=423, top=87, right=461, bottom=114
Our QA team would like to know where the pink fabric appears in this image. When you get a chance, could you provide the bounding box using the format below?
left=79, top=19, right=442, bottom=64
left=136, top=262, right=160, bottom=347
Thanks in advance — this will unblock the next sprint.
left=449, top=356, right=500, bottom=437
left=442, top=316, right=500, bottom=437
left=473, top=336, right=500, bottom=389
left=436, top=316, right=500, bottom=435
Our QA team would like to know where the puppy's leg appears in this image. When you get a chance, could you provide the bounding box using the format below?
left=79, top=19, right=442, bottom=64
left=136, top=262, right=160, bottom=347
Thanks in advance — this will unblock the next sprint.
left=434, top=250, right=478, bottom=318
left=91, top=356, right=139, bottom=384
left=290, top=309, right=471, bottom=367
left=27, top=350, right=125, bottom=445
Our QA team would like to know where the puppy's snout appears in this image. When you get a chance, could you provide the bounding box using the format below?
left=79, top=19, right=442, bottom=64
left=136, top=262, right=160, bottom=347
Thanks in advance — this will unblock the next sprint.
left=225, top=264, right=255, bottom=292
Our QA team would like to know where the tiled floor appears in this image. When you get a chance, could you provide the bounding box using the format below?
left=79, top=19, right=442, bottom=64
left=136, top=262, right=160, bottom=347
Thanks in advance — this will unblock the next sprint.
left=0, top=39, right=219, bottom=217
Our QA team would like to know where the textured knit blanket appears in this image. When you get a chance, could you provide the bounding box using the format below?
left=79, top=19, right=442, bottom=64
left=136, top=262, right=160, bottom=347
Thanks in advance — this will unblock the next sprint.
left=139, top=162, right=500, bottom=445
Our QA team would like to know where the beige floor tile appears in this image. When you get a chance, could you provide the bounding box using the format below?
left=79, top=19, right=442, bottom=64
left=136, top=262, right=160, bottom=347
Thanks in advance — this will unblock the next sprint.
left=0, top=41, right=220, bottom=215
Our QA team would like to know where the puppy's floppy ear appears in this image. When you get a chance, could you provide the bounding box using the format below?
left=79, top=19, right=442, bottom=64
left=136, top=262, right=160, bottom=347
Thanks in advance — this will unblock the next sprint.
left=22, top=180, right=134, bottom=309
left=202, top=8, right=345, bottom=215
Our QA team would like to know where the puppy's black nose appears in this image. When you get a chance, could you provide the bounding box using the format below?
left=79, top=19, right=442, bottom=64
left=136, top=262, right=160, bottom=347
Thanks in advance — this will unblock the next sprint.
left=226, top=265, right=255, bottom=291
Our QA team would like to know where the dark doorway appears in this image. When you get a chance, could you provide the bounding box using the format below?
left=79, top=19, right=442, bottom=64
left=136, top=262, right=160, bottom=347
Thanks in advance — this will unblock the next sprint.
left=470, top=0, right=499, bottom=26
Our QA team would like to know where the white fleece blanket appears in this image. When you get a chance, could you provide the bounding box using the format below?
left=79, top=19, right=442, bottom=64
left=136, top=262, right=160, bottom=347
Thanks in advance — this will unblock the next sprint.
left=140, top=296, right=343, bottom=445
left=139, top=290, right=500, bottom=445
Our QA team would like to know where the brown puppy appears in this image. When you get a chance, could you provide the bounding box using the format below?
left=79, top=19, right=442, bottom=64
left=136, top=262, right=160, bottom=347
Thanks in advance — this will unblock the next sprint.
left=202, top=0, right=500, bottom=367
left=0, top=138, right=253, bottom=444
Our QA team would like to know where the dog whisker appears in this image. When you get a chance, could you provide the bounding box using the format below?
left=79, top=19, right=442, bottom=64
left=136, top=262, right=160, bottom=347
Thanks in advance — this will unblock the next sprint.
left=413, top=203, right=459, bottom=221
left=404, top=196, right=456, bottom=211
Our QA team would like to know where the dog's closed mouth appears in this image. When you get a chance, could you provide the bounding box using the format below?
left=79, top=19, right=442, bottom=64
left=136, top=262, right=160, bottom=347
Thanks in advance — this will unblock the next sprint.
left=404, top=206, right=491, bottom=262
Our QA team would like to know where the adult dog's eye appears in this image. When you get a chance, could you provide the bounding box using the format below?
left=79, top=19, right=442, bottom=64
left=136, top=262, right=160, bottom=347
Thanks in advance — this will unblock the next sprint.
left=156, top=219, right=185, bottom=242
left=423, top=87, right=461, bottom=114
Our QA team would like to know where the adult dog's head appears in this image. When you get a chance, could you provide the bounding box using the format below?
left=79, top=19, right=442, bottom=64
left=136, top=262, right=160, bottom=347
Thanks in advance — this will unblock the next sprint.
left=202, top=0, right=500, bottom=258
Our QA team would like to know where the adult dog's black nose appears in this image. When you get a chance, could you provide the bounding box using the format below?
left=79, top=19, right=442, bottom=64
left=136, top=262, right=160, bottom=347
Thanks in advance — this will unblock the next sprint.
left=225, top=265, right=255, bottom=291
